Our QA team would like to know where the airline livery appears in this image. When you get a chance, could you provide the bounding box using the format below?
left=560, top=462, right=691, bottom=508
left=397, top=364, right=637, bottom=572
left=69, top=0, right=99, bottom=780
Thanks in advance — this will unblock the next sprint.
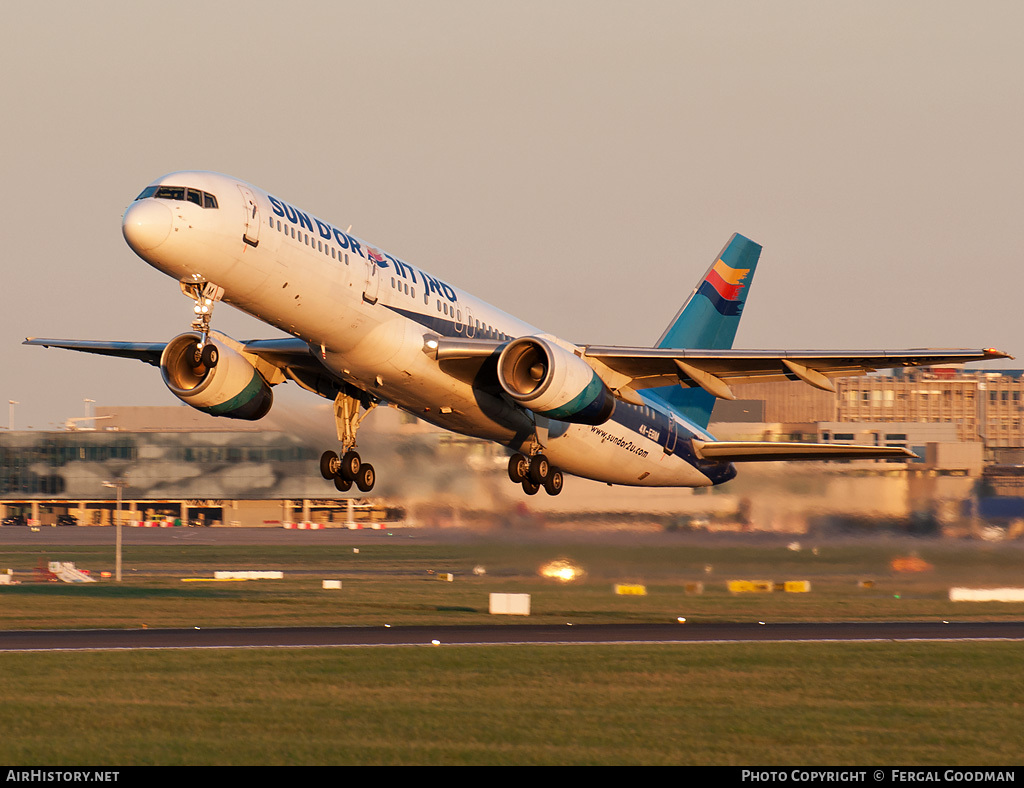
left=26, top=171, right=1010, bottom=495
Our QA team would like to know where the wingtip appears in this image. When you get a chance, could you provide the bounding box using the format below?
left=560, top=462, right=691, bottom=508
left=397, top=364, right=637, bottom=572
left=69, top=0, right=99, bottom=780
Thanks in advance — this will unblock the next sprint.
left=984, top=348, right=1014, bottom=360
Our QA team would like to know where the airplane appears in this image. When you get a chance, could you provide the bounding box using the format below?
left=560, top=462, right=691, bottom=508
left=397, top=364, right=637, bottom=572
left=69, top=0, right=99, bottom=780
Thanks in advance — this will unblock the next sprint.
left=25, top=171, right=1011, bottom=496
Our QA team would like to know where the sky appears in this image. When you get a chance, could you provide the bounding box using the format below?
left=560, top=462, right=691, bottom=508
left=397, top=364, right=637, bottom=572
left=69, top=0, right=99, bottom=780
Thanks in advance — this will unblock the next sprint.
left=2, top=1, right=1022, bottom=431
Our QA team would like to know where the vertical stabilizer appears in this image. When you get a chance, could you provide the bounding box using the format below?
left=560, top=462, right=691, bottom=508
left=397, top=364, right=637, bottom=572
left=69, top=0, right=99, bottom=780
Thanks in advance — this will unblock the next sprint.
left=645, top=234, right=762, bottom=427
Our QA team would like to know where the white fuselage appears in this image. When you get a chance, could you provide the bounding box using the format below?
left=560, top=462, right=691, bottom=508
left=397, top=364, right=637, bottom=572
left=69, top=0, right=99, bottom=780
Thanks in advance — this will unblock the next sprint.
left=122, top=171, right=730, bottom=488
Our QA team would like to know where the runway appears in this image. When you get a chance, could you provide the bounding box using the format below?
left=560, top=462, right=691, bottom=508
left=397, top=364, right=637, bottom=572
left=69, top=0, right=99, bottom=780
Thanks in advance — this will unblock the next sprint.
left=1, top=620, right=1023, bottom=652
left=3, top=527, right=1022, bottom=653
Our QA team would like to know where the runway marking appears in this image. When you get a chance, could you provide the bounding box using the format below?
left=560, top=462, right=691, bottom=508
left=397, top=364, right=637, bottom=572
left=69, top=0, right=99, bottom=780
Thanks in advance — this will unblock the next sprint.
left=3, top=636, right=1024, bottom=653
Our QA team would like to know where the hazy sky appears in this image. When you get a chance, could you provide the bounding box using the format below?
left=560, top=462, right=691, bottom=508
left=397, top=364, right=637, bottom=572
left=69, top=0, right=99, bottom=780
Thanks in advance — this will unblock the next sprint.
left=2, top=1, right=1022, bottom=430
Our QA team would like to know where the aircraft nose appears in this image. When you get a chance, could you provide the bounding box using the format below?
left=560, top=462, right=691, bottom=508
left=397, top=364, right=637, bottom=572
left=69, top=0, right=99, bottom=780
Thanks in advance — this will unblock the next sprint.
left=122, top=199, right=172, bottom=253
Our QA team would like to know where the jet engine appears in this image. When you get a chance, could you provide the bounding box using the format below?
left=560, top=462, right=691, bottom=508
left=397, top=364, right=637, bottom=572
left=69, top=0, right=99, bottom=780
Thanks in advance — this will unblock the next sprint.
left=160, top=333, right=273, bottom=420
left=496, top=335, right=615, bottom=425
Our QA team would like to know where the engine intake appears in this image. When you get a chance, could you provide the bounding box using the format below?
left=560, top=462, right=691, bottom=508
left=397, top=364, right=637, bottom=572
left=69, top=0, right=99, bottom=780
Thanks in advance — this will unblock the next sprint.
left=160, top=333, right=273, bottom=420
left=497, top=335, right=615, bottom=425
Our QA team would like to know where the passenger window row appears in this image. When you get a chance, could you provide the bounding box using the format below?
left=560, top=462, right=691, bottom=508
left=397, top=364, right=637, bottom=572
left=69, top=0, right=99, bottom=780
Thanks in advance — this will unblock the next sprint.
left=267, top=214, right=508, bottom=340
left=270, top=217, right=350, bottom=266
left=390, top=277, right=416, bottom=300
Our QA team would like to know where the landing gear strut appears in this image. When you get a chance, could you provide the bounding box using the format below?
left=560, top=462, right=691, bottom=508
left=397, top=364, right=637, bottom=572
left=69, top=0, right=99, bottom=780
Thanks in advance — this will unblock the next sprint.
left=180, top=276, right=225, bottom=365
left=508, top=452, right=563, bottom=496
left=320, top=389, right=378, bottom=493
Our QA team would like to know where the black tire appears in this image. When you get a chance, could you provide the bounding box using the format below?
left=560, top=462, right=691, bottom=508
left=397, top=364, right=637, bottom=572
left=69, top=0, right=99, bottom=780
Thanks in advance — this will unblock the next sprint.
left=340, top=450, right=361, bottom=481
left=320, top=451, right=340, bottom=481
left=522, top=479, right=540, bottom=495
left=508, top=453, right=529, bottom=483
left=333, top=475, right=353, bottom=492
left=356, top=463, right=375, bottom=493
left=201, top=343, right=218, bottom=368
left=543, top=469, right=564, bottom=496
left=529, top=454, right=550, bottom=484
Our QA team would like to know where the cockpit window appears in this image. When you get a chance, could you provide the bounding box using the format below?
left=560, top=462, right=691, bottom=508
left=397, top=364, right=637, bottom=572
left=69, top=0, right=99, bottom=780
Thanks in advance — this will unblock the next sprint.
left=135, top=184, right=219, bottom=209
left=155, top=186, right=185, bottom=201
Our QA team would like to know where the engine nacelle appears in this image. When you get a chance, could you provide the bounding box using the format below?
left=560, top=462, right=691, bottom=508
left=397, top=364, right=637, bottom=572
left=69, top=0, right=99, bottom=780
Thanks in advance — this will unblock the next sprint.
left=160, top=333, right=273, bottom=420
left=497, top=335, right=615, bottom=425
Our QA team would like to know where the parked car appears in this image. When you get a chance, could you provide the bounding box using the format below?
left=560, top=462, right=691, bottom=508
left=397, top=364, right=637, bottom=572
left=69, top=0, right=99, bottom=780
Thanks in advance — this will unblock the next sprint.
left=57, top=514, right=78, bottom=526
left=2, top=515, right=27, bottom=526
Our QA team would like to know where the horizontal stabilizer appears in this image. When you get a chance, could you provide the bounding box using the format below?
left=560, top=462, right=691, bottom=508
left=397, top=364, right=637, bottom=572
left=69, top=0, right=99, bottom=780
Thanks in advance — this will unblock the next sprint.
left=693, top=440, right=917, bottom=463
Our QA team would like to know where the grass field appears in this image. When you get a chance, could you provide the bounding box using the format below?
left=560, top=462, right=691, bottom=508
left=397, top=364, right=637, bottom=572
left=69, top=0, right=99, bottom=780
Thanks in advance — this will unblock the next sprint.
left=1, top=533, right=1022, bottom=765
left=1, top=642, right=1022, bottom=765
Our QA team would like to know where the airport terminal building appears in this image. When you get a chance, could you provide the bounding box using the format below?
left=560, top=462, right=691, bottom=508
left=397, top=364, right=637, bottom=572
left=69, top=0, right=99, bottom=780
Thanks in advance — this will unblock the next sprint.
left=0, top=405, right=431, bottom=528
left=716, top=367, right=1024, bottom=452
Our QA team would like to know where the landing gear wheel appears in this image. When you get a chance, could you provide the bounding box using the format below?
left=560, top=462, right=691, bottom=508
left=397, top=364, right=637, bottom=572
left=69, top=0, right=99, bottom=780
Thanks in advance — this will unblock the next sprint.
left=320, top=451, right=340, bottom=481
left=355, top=463, right=375, bottom=493
left=508, top=453, right=529, bottom=483
left=522, top=479, right=540, bottom=495
left=529, top=454, right=550, bottom=485
left=333, top=475, right=353, bottom=492
left=200, top=343, right=218, bottom=368
left=543, top=469, right=564, bottom=496
left=340, top=450, right=361, bottom=482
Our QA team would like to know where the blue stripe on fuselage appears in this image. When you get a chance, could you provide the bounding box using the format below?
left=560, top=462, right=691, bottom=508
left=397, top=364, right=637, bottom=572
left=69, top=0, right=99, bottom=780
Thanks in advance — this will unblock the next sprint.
left=382, top=303, right=514, bottom=342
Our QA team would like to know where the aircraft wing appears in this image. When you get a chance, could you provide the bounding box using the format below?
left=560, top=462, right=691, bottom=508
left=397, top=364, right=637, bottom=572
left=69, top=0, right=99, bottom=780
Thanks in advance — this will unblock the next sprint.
left=693, top=440, right=917, bottom=462
left=430, top=338, right=1012, bottom=401
left=581, top=346, right=1013, bottom=400
left=23, top=336, right=331, bottom=387
left=23, top=338, right=169, bottom=366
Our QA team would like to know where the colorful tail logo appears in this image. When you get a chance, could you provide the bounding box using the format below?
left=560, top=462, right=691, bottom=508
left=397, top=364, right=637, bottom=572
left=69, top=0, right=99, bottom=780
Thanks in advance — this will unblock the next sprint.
left=698, top=258, right=751, bottom=316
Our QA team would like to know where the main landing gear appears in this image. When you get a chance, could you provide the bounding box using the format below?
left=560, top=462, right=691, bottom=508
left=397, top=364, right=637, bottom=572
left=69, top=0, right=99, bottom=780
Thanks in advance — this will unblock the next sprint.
left=507, top=452, right=563, bottom=496
left=320, top=389, right=378, bottom=493
left=320, top=448, right=375, bottom=493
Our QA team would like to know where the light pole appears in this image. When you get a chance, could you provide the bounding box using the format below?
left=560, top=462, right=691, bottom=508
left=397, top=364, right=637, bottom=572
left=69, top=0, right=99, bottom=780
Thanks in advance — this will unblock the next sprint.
left=8, top=401, right=17, bottom=431
left=102, top=480, right=126, bottom=582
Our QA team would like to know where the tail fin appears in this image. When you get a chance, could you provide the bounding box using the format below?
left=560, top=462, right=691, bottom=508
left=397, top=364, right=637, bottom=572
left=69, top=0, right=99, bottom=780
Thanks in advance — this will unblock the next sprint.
left=645, top=233, right=762, bottom=427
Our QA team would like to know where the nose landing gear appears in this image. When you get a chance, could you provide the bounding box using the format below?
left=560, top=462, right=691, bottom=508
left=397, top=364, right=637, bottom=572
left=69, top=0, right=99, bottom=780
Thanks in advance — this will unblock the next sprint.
left=508, top=452, right=563, bottom=496
left=180, top=277, right=225, bottom=360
